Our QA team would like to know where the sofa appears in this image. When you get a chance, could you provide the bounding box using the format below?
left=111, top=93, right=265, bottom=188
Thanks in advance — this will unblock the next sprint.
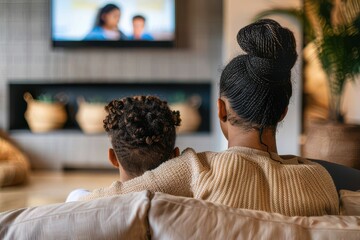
left=1, top=189, right=359, bottom=239
left=1, top=159, right=360, bottom=239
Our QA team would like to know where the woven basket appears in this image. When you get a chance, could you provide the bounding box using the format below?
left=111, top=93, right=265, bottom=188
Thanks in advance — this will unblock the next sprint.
left=76, top=99, right=107, bottom=134
left=170, top=100, right=202, bottom=134
left=24, top=92, right=67, bottom=133
left=0, top=137, right=30, bottom=187
left=302, top=121, right=360, bottom=170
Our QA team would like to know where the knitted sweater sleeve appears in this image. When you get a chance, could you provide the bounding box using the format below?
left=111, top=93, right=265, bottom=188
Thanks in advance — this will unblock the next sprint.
left=80, top=148, right=205, bottom=201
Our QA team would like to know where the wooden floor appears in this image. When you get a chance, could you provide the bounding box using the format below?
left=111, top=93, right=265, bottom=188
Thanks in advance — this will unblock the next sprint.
left=0, top=170, right=119, bottom=213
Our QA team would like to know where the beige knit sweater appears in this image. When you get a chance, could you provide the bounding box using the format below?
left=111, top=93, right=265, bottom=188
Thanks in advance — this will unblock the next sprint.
left=81, top=146, right=339, bottom=216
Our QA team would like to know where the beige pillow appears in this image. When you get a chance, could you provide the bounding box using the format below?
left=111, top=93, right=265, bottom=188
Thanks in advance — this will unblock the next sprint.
left=149, top=192, right=360, bottom=240
left=340, top=189, right=360, bottom=216
left=0, top=191, right=151, bottom=240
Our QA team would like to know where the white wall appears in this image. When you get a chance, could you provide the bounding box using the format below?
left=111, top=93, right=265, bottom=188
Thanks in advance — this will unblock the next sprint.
left=342, top=77, right=360, bottom=124
left=223, top=0, right=303, bottom=154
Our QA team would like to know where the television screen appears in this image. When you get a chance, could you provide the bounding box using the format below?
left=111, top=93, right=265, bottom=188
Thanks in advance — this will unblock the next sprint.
left=51, top=0, right=176, bottom=48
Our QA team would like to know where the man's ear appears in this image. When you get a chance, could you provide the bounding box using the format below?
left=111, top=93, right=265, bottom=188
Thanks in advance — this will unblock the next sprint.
left=279, top=107, right=288, bottom=122
left=108, top=148, right=119, bottom=168
left=217, top=98, right=227, bottom=122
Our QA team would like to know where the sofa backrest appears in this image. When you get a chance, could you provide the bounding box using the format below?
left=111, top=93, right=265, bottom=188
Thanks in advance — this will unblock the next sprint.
left=0, top=191, right=151, bottom=240
left=1, top=190, right=359, bottom=240
left=149, top=192, right=360, bottom=240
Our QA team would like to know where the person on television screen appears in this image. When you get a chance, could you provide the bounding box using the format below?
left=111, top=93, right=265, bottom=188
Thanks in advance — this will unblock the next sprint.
left=129, top=15, right=154, bottom=41
left=84, top=3, right=127, bottom=41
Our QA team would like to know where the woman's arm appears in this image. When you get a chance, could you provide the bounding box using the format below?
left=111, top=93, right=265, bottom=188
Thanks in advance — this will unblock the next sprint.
left=80, top=148, right=206, bottom=201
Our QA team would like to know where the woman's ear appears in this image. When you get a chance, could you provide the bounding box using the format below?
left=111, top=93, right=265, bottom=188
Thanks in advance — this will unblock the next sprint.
left=279, top=107, right=288, bottom=122
left=108, top=148, right=119, bottom=168
left=217, top=98, right=227, bottom=122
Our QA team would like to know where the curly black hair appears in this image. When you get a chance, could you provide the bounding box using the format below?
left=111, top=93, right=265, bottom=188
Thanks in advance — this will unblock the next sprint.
left=104, top=95, right=181, bottom=177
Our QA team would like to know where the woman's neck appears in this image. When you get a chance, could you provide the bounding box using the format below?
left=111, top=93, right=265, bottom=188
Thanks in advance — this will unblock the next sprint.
left=227, top=125, right=278, bottom=153
left=103, top=25, right=117, bottom=31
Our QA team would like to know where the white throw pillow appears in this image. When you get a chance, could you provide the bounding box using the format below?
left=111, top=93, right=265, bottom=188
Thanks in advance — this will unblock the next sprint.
left=340, top=189, right=360, bottom=216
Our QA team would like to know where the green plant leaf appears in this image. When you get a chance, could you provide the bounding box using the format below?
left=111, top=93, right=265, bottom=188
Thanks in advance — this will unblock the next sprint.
left=256, top=0, right=360, bottom=123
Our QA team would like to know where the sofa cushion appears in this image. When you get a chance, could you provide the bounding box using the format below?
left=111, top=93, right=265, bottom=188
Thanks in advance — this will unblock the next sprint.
left=340, top=189, right=360, bottom=216
left=149, top=192, right=360, bottom=240
left=0, top=190, right=151, bottom=240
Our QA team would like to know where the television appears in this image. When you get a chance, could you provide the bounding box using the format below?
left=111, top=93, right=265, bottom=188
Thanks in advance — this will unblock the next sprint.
left=51, top=0, right=176, bottom=48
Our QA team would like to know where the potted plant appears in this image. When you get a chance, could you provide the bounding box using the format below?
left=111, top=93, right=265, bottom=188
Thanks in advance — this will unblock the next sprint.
left=256, top=0, right=360, bottom=169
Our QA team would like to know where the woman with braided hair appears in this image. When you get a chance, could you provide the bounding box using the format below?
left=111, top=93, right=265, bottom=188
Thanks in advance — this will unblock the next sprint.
left=66, top=95, right=181, bottom=202
left=78, top=19, right=339, bottom=216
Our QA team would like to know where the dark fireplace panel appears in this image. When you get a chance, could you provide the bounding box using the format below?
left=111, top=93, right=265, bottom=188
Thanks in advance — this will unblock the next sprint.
left=8, top=81, right=212, bottom=133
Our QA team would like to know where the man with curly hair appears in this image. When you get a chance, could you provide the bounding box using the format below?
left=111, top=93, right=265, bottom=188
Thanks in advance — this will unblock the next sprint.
left=66, top=95, right=181, bottom=202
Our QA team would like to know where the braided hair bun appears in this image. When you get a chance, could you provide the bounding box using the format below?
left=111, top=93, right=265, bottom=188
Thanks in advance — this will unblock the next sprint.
left=237, top=19, right=297, bottom=84
left=220, top=19, right=298, bottom=129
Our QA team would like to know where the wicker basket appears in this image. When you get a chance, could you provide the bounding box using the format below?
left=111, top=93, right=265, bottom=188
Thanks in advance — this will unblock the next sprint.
left=302, top=121, right=360, bottom=170
left=170, top=95, right=202, bottom=134
left=24, top=92, right=67, bottom=133
left=76, top=98, right=107, bottom=134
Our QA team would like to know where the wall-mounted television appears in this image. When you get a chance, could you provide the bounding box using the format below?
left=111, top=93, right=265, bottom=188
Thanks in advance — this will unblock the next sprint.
left=51, top=0, right=176, bottom=48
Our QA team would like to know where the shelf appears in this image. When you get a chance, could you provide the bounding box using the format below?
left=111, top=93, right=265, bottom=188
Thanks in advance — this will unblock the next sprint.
left=9, top=81, right=212, bottom=133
